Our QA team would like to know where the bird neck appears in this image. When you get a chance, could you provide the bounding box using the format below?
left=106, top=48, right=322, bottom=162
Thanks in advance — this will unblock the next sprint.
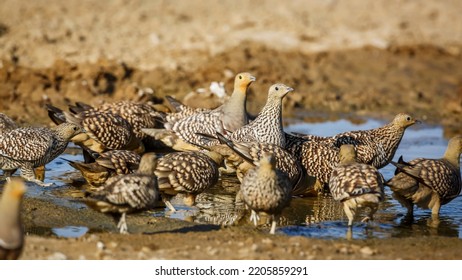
left=257, top=163, right=276, bottom=178
left=443, top=147, right=461, bottom=168
left=255, top=97, right=283, bottom=127
left=221, top=88, right=248, bottom=127
left=137, top=163, right=156, bottom=175
left=339, top=157, right=356, bottom=165
left=373, top=122, right=406, bottom=154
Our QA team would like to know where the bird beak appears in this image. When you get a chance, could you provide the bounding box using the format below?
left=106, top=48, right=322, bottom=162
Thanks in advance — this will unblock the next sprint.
left=249, top=76, right=256, bottom=82
left=414, top=120, right=421, bottom=124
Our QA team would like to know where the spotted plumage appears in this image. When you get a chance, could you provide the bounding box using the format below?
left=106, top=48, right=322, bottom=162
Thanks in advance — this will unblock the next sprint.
left=0, top=123, right=82, bottom=186
left=212, top=132, right=315, bottom=196
left=240, top=153, right=292, bottom=234
left=0, top=178, right=26, bottom=260
left=47, top=104, right=143, bottom=155
left=164, top=72, right=255, bottom=147
left=91, top=101, right=162, bottom=140
left=85, top=153, right=159, bottom=234
left=288, top=139, right=340, bottom=186
left=66, top=150, right=141, bottom=187
left=386, top=135, right=462, bottom=217
left=155, top=151, right=222, bottom=211
left=228, top=83, right=293, bottom=148
left=329, top=145, right=385, bottom=227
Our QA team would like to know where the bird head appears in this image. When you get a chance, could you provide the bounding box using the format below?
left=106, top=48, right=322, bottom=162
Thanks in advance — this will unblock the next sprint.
left=138, top=153, right=158, bottom=175
left=339, top=144, right=357, bottom=164
left=234, top=72, right=256, bottom=94
left=268, top=83, right=294, bottom=100
left=392, top=113, right=420, bottom=129
left=54, top=123, right=84, bottom=140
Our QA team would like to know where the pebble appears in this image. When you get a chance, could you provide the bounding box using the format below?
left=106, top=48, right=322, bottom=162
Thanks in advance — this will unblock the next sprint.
left=96, top=241, right=106, bottom=251
left=360, top=246, right=376, bottom=256
left=251, top=244, right=260, bottom=252
left=47, top=252, right=68, bottom=260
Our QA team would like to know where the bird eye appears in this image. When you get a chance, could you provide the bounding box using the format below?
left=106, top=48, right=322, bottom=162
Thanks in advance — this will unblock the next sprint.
left=406, top=116, right=411, bottom=121
left=275, top=87, right=279, bottom=91
left=73, top=127, right=77, bottom=131
left=239, top=75, right=242, bottom=79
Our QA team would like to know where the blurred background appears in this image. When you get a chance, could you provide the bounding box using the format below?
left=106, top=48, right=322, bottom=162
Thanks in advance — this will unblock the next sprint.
left=0, top=0, right=461, bottom=135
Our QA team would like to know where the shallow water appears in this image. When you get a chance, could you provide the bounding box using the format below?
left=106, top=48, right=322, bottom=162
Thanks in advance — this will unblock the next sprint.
left=10, top=116, right=462, bottom=239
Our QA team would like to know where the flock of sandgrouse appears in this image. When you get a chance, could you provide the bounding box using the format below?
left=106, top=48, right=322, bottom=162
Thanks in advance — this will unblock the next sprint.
left=0, top=72, right=461, bottom=259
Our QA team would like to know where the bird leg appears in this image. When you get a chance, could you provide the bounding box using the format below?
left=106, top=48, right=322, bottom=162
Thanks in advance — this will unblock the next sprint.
left=361, top=205, right=378, bottom=224
left=249, top=210, right=260, bottom=227
left=117, top=212, right=128, bottom=234
left=183, top=194, right=196, bottom=207
left=343, top=203, right=356, bottom=227
left=20, top=165, right=52, bottom=187
left=269, top=215, right=278, bottom=235
left=430, top=196, right=441, bottom=217
left=162, top=196, right=177, bottom=212
left=346, top=227, right=353, bottom=240
left=34, top=165, right=46, bottom=182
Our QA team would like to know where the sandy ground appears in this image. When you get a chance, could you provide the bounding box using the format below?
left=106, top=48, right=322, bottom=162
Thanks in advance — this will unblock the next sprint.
left=0, top=0, right=461, bottom=259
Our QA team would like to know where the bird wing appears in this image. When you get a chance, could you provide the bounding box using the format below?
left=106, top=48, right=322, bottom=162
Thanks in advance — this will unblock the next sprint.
left=79, top=111, right=133, bottom=150
left=0, top=128, right=54, bottom=162
left=102, top=175, right=158, bottom=209
left=330, top=164, right=383, bottom=201
left=155, top=152, right=218, bottom=194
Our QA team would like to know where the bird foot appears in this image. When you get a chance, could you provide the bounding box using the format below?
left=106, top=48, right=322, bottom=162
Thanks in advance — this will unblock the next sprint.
left=30, top=179, right=53, bottom=187
left=249, top=210, right=260, bottom=227
left=269, top=220, right=277, bottom=235
left=361, top=216, right=371, bottom=223
left=164, top=200, right=177, bottom=212
left=117, top=214, right=128, bottom=234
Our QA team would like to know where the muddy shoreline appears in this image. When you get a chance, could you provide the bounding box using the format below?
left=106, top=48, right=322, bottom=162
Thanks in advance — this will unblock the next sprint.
left=19, top=196, right=462, bottom=260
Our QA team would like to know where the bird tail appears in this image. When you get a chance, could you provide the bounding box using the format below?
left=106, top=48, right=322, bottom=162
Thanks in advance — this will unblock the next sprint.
left=165, top=95, right=185, bottom=113
left=215, top=132, right=255, bottom=166
left=46, top=104, right=67, bottom=125
left=69, top=102, right=93, bottom=114
left=389, top=158, right=429, bottom=188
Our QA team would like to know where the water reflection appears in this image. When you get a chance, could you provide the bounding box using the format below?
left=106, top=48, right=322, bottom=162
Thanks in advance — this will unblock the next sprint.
left=52, top=226, right=89, bottom=238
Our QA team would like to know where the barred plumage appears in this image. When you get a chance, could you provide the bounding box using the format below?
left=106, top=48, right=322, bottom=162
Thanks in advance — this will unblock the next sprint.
left=155, top=151, right=222, bottom=211
left=66, top=150, right=141, bottom=187
left=329, top=145, right=385, bottom=227
left=240, top=153, right=292, bottom=234
left=0, top=178, right=26, bottom=260
left=0, top=123, right=82, bottom=186
left=85, top=153, right=159, bottom=234
left=168, top=72, right=255, bottom=147
left=212, top=132, right=315, bottom=196
left=163, top=95, right=211, bottom=128
left=228, top=83, right=293, bottom=147
left=386, top=135, right=462, bottom=217
left=286, top=113, right=419, bottom=169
